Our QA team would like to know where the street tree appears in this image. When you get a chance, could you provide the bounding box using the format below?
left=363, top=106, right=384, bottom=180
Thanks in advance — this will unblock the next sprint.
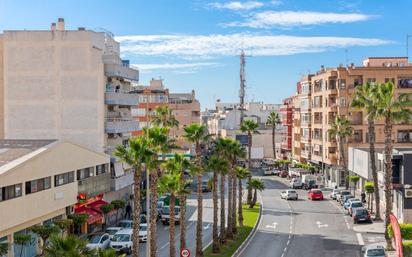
left=67, top=214, right=88, bottom=235
left=248, top=178, right=265, bottom=208
left=100, top=204, right=114, bottom=229
left=348, top=175, right=360, bottom=196
left=364, top=182, right=375, bottom=211
left=235, top=166, right=250, bottom=227
left=111, top=200, right=126, bottom=225
left=266, top=111, right=281, bottom=160
left=30, top=224, right=60, bottom=255
left=53, top=219, right=73, bottom=237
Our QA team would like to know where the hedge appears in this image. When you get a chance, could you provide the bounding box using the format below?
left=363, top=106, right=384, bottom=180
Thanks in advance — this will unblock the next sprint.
left=388, top=223, right=412, bottom=240
left=404, top=241, right=412, bottom=257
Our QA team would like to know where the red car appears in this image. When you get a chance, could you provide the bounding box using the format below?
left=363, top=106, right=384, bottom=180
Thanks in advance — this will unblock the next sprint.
left=307, top=189, right=324, bottom=200
left=280, top=171, right=288, bottom=178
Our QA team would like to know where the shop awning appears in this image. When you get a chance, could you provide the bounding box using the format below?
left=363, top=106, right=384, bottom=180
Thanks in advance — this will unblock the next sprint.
left=75, top=206, right=103, bottom=224
left=88, top=199, right=109, bottom=210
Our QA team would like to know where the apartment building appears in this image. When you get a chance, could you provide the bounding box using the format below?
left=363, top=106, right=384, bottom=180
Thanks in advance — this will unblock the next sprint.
left=291, top=57, right=412, bottom=188
left=169, top=90, right=201, bottom=150
left=131, top=79, right=169, bottom=136
left=280, top=97, right=293, bottom=159
left=0, top=139, right=110, bottom=257
left=0, top=19, right=139, bottom=201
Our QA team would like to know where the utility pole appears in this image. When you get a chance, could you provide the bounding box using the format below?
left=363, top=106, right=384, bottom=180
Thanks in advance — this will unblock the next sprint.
left=239, top=50, right=246, bottom=126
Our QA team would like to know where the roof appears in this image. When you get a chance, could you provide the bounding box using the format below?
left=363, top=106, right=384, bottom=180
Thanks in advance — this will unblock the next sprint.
left=0, top=139, right=57, bottom=168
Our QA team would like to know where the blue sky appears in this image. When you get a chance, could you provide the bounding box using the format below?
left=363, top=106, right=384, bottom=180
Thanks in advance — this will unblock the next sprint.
left=0, top=0, right=411, bottom=109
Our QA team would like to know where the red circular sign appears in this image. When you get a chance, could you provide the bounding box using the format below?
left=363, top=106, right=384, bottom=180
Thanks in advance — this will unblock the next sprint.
left=180, top=248, right=190, bottom=257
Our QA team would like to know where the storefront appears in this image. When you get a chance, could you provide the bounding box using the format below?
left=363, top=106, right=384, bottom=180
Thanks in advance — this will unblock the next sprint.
left=74, top=194, right=112, bottom=234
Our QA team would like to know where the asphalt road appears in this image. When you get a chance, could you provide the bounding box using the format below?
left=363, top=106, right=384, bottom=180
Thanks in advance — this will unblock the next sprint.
left=239, top=175, right=362, bottom=257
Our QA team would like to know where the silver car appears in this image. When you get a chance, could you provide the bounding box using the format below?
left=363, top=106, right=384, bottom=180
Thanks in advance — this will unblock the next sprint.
left=361, top=244, right=386, bottom=257
left=280, top=190, right=298, bottom=200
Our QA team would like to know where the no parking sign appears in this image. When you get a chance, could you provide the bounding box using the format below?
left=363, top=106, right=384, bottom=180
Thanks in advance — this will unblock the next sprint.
left=180, top=248, right=190, bottom=257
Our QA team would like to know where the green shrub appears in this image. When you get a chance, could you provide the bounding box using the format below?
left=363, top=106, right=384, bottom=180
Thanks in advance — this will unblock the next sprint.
left=388, top=223, right=412, bottom=240
left=403, top=241, right=412, bottom=257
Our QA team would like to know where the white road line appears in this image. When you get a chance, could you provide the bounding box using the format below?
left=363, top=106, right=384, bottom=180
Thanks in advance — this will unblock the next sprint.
left=356, top=233, right=365, bottom=246
left=287, top=240, right=290, bottom=246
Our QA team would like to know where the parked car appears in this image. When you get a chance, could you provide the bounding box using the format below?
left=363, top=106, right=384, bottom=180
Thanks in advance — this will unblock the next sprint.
left=329, top=189, right=341, bottom=200
left=119, top=215, right=146, bottom=229
left=290, top=178, right=303, bottom=189
left=201, top=180, right=212, bottom=192
left=337, top=191, right=351, bottom=203
left=263, top=167, right=273, bottom=176
left=303, top=179, right=317, bottom=190
left=361, top=244, right=386, bottom=257
left=280, top=171, right=288, bottom=178
left=348, top=201, right=364, bottom=217
left=139, top=224, right=148, bottom=242
left=272, top=169, right=281, bottom=176
left=105, top=227, right=122, bottom=240
left=110, top=229, right=133, bottom=254
left=280, top=190, right=298, bottom=200
left=161, top=206, right=181, bottom=225
left=341, top=194, right=354, bottom=206
left=86, top=232, right=110, bottom=250
left=353, top=208, right=372, bottom=224
left=344, top=198, right=361, bottom=210
left=307, top=189, right=324, bottom=200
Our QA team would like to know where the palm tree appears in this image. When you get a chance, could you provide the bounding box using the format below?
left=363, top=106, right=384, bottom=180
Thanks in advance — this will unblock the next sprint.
left=374, top=82, right=412, bottom=248
left=95, top=249, right=119, bottom=257
left=159, top=161, right=183, bottom=257
left=0, top=242, right=7, bottom=256
left=67, top=214, right=88, bottom=235
left=240, top=119, right=260, bottom=204
left=207, top=155, right=229, bottom=253
left=183, top=123, right=209, bottom=257
left=235, top=166, right=250, bottom=227
left=30, top=224, right=59, bottom=255
left=351, top=82, right=382, bottom=220
left=328, top=116, right=353, bottom=189
left=151, top=106, right=179, bottom=129
left=115, top=137, right=154, bottom=257
left=266, top=111, right=281, bottom=160
left=248, top=178, right=265, bottom=208
left=44, top=235, right=92, bottom=257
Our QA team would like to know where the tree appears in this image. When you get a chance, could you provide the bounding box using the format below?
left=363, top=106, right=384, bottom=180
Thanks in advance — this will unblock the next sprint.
left=14, top=234, right=32, bottom=257
left=364, top=182, right=375, bottom=211
left=111, top=200, right=126, bottom=225
left=68, top=214, right=89, bottom=236
left=151, top=106, right=179, bottom=129
left=235, top=166, right=250, bottom=227
left=183, top=123, right=209, bottom=257
left=100, top=204, right=114, bottom=229
left=328, top=116, right=353, bottom=189
left=348, top=175, right=360, bottom=197
left=94, top=249, right=119, bottom=257
left=240, top=119, right=260, bottom=204
left=53, top=219, right=73, bottom=237
left=374, top=82, right=412, bottom=248
left=207, top=155, right=229, bottom=253
left=351, top=82, right=382, bottom=220
left=0, top=242, right=8, bottom=256
left=115, top=136, right=155, bottom=257
left=248, top=178, right=265, bottom=208
left=266, top=111, right=281, bottom=160
left=159, top=159, right=184, bottom=257
left=30, top=224, right=59, bottom=255
left=44, top=235, right=92, bottom=257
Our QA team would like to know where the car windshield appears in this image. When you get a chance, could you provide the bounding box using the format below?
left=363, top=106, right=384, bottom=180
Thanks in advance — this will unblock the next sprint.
left=140, top=226, right=147, bottom=231
left=312, top=190, right=321, bottom=194
left=87, top=234, right=101, bottom=244
left=112, top=234, right=130, bottom=242
left=351, top=202, right=363, bottom=208
left=162, top=207, right=180, bottom=214
left=367, top=248, right=385, bottom=256
left=341, top=191, right=350, bottom=195
left=356, top=209, right=368, bottom=215
left=120, top=221, right=132, bottom=228
left=288, top=191, right=296, bottom=194
left=106, top=229, right=118, bottom=235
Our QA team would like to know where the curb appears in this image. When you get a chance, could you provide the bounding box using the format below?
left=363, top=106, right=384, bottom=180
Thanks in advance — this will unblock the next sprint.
left=231, top=192, right=263, bottom=257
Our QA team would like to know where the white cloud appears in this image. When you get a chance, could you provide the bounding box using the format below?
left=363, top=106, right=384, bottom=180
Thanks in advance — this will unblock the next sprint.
left=131, top=62, right=219, bottom=73
left=208, top=1, right=264, bottom=11
left=226, top=11, right=373, bottom=28
left=116, top=34, right=390, bottom=58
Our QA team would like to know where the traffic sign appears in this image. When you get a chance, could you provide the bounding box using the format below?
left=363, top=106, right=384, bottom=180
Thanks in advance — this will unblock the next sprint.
left=180, top=248, right=190, bottom=257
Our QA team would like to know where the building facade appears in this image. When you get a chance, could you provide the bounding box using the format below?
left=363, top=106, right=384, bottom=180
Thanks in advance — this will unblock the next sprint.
left=0, top=19, right=140, bottom=201
left=280, top=97, right=293, bottom=159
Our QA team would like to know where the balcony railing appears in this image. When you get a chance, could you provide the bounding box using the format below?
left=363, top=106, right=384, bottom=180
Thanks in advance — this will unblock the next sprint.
left=111, top=171, right=134, bottom=191
left=105, top=64, right=139, bottom=81
left=105, top=90, right=139, bottom=106
left=105, top=118, right=139, bottom=134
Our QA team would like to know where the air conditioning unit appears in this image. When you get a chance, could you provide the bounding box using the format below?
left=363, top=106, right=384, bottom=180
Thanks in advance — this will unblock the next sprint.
left=405, top=189, right=412, bottom=198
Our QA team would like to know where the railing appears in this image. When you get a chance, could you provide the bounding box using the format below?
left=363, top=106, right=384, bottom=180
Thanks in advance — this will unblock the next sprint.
left=105, top=91, right=139, bottom=106
left=105, top=64, right=139, bottom=81
left=105, top=118, right=140, bottom=134
left=111, top=171, right=134, bottom=191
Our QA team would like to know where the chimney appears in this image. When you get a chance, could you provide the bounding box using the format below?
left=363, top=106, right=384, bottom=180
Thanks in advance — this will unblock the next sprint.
left=51, top=22, right=56, bottom=31
left=57, top=18, right=65, bottom=30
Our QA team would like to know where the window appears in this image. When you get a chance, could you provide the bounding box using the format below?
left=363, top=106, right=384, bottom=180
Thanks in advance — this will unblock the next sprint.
left=353, top=130, right=363, bottom=143
left=398, top=78, right=412, bottom=88
left=338, top=79, right=346, bottom=89
left=301, top=113, right=311, bottom=124
left=301, top=82, right=310, bottom=94
left=397, top=130, right=412, bottom=143
left=367, top=78, right=376, bottom=83
left=385, top=78, right=395, bottom=84
left=0, top=184, right=22, bottom=201
left=329, top=80, right=336, bottom=90
left=55, top=171, right=75, bottom=187
left=26, top=177, right=51, bottom=194
left=77, top=167, right=94, bottom=180
left=300, top=98, right=309, bottom=109
left=339, top=97, right=346, bottom=107
left=96, top=164, right=108, bottom=176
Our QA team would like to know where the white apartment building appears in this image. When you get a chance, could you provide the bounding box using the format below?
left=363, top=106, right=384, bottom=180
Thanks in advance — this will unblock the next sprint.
left=0, top=19, right=139, bottom=201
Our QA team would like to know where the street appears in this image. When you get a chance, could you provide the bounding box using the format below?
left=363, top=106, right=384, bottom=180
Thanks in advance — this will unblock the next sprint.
left=240, top=174, right=375, bottom=257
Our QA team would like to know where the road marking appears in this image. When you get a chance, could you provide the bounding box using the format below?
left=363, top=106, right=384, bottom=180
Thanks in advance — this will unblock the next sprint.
left=316, top=221, right=329, bottom=228
left=356, top=233, right=365, bottom=246
left=286, top=239, right=290, bottom=246
left=265, top=222, right=277, bottom=230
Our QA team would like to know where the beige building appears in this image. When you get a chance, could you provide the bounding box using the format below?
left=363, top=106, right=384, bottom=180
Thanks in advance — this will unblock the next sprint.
left=291, top=57, right=412, bottom=187
left=169, top=91, right=201, bottom=150
left=0, top=19, right=139, bottom=200
left=0, top=139, right=110, bottom=257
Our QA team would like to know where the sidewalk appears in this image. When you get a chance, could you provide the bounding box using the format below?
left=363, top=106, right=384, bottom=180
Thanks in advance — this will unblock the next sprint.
left=353, top=220, right=385, bottom=234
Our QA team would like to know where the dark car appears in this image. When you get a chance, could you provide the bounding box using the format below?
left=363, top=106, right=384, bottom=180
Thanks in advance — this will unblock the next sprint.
left=353, top=208, right=372, bottom=224
left=201, top=181, right=212, bottom=192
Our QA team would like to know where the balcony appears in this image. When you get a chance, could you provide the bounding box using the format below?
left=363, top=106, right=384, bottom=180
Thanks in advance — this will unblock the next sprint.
left=105, top=64, right=139, bottom=81
left=111, top=171, right=134, bottom=191
left=105, top=90, right=139, bottom=106
left=105, top=118, right=139, bottom=134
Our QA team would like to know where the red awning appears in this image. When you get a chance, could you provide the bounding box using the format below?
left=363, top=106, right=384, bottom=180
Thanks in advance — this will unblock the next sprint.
left=88, top=199, right=109, bottom=210
left=75, top=206, right=103, bottom=224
